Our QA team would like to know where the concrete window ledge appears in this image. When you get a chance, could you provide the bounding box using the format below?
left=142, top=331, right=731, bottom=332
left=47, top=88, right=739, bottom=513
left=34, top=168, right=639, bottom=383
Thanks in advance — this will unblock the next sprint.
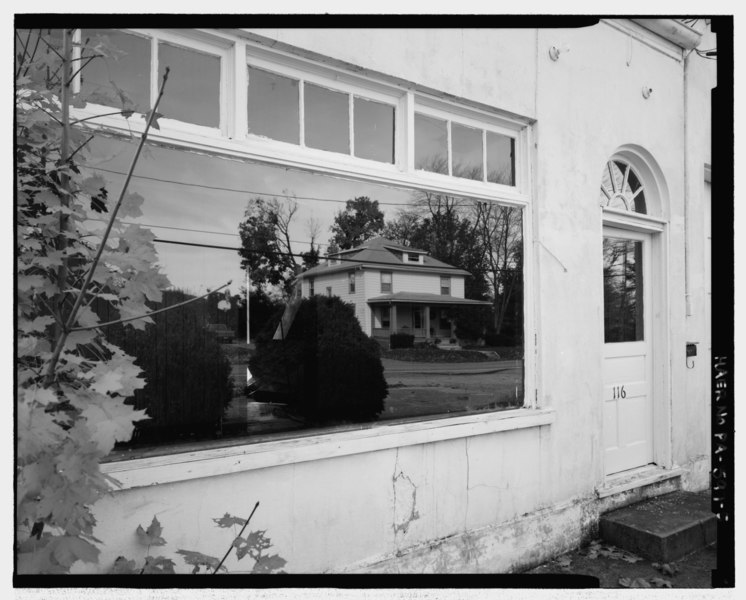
left=102, top=408, right=555, bottom=490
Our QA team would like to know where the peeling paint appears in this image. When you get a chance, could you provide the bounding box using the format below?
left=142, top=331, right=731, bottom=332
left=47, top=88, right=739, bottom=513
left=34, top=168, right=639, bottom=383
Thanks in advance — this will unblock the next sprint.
left=392, top=451, right=420, bottom=535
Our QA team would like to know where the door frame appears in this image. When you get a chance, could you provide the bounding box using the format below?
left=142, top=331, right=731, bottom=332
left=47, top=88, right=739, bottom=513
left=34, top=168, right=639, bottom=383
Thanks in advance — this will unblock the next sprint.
left=601, top=212, right=671, bottom=477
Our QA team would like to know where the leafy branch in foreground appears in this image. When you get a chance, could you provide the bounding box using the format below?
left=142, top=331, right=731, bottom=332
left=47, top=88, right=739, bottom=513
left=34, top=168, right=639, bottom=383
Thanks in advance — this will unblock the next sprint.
left=16, top=28, right=177, bottom=574
left=110, top=504, right=287, bottom=574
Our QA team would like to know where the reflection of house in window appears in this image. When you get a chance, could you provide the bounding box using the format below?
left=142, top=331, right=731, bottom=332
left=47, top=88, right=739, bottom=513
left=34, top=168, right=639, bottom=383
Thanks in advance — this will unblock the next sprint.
left=308, top=278, right=315, bottom=296
left=381, top=271, right=392, bottom=293
left=326, top=286, right=332, bottom=297
left=440, top=276, right=451, bottom=295
left=298, top=237, right=490, bottom=343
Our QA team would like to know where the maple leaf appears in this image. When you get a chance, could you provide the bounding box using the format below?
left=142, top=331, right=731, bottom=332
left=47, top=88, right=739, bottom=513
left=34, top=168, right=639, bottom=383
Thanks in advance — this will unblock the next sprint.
left=176, top=549, right=226, bottom=573
left=75, top=305, right=100, bottom=329
left=142, top=555, right=176, bottom=574
left=252, top=553, right=287, bottom=574
left=50, top=536, right=100, bottom=567
left=110, top=556, right=139, bottom=574
left=136, top=516, right=167, bottom=547
left=89, top=370, right=124, bottom=396
left=213, top=513, right=248, bottom=528
left=81, top=400, right=148, bottom=454
left=119, top=191, right=144, bottom=219
left=18, top=315, right=56, bottom=334
left=63, top=329, right=98, bottom=349
left=142, top=109, right=164, bottom=130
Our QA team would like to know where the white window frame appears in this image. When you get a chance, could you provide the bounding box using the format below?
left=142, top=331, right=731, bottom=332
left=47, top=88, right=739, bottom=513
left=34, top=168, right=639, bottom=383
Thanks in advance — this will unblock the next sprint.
left=77, top=29, right=539, bottom=473
left=71, top=28, right=233, bottom=138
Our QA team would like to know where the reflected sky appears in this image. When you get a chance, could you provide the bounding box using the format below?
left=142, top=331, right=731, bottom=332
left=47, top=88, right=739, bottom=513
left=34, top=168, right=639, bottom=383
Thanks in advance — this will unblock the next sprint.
left=85, top=137, right=411, bottom=293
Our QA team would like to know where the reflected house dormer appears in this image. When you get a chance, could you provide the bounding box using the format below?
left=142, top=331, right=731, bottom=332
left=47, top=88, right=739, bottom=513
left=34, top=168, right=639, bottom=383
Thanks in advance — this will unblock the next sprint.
left=297, top=237, right=491, bottom=345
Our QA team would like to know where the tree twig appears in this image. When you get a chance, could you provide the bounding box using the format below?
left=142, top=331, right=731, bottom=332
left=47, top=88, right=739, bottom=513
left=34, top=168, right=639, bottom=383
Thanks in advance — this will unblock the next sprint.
left=213, top=502, right=260, bottom=575
left=69, top=280, right=232, bottom=332
left=66, top=134, right=96, bottom=164
left=43, top=66, right=171, bottom=387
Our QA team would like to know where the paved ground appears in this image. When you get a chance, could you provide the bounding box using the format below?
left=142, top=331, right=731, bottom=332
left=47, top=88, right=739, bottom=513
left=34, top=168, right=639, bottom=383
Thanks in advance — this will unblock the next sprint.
left=524, top=538, right=718, bottom=588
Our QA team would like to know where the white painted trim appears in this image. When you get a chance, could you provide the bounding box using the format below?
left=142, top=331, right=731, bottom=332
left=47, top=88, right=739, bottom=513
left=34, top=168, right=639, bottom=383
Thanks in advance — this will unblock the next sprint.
left=601, top=208, right=666, bottom=233
left=704, top=163, right=712, bottom=183
left=102, top=408, right=555, bottom=489
left=76, top=113, right=530, bottom=208
left=601, top=19, right=684, bottom=62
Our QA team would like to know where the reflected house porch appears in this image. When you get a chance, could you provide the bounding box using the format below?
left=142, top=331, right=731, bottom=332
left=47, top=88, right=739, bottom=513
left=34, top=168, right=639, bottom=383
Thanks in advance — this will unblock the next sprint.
left=369, top=292, right=491, bottom=346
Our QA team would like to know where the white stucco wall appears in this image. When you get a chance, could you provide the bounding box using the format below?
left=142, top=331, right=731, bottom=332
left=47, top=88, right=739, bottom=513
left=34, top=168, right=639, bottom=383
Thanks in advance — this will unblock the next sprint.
left=76, top=22, right=716, bottom=574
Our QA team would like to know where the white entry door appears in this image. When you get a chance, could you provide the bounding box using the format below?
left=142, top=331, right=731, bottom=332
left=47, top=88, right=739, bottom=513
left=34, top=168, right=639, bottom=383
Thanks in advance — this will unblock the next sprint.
left=602, top=228, right=654, bottom=475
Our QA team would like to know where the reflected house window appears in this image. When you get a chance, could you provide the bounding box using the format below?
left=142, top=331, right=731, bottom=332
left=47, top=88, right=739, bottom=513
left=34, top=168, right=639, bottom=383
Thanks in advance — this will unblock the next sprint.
left=308, top=278, right=315, bottom=296
left=380, top=307, right=391, bottom=328
left=381, top=271, right=392, bottom=293
left=81, top=29, right=151, bottom=112
left=415, top=113, right=448, bottom=174
left=158, top=42, right=220, bottom=128
left=440, top=276, right=451, bottom=295
left=305, top=83, right=349, bottom=154
left=247, top=66, right=300, bottom=144
left=326, top=286, right=332, bottom=297
left=451, top=123, right=483, bottom=181
left=354, top=97, right=395, bottom=163
left=603, top=237, right=644, bottom=342
left=348, top=271, right=356, bottom=294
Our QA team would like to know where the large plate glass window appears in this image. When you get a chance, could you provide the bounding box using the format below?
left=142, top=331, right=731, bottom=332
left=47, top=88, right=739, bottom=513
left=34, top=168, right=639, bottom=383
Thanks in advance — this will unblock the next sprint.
left=86, top=135, right=526, bottom=459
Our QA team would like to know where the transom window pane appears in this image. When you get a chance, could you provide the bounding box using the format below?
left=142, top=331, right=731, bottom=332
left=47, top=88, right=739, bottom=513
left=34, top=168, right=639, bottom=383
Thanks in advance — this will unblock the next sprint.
left=247, top=66, right=299, bottom=144
left=603, top=237, right=644, bottom=342
left=353, top=97, right=394, bottom=163
left=415, top=113, right=448, bottom=174
left=486, top=131, right=515, bottom=186
left=304, top=83, right=349, bottom=154
left=158, top=42, right=220, bottom=128
left=600, top=160, right=647, bottom=214
left=451, top=123, right=483, bottom=181
left=81, top=29, right=150, bottom=111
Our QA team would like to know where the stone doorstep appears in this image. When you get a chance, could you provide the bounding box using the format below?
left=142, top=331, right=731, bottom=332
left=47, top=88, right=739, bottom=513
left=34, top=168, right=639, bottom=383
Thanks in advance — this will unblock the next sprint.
left=599, top=491, right=716, bottom=563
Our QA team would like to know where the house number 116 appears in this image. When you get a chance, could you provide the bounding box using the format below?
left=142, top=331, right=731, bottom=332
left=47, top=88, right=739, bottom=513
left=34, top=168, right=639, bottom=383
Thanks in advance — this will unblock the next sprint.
left=612, top=385, right=627, bottom=399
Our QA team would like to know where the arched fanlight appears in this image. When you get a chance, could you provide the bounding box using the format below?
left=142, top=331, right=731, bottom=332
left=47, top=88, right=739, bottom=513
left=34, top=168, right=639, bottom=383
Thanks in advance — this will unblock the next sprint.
left=599, top=160, right=647, bottom=214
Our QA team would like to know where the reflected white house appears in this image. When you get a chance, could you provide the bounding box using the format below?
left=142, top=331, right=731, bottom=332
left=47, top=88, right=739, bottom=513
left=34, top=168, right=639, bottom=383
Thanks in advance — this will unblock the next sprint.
left=297, top=237, right=491, bottom=344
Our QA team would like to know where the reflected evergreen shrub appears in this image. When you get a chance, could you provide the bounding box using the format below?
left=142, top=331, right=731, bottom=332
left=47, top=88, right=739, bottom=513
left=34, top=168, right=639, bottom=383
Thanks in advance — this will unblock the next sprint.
left=249, top=296, right=387, bottom=423
left=102, top=290, right=233, bottom=438
left=389, top=332, right=414, bottom=349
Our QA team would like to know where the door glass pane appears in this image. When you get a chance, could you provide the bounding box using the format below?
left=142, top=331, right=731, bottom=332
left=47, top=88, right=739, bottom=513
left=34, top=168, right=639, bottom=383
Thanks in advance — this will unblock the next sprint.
left=158, top=42, right=220, bottom=128
left=247, top=66, right=299, bottom=144
left=414, top=113, right=448, bottom=174
left=451, top=123, right=483, bottom=181
left=486, top=131, right=515, bottom=186
left=603, top=237, right=644, bottom=342
left=81, top=29, right=150, bottom=111
left=353, top=97, right=394, bottom=163
left=304, top=83, right=349, bottom=154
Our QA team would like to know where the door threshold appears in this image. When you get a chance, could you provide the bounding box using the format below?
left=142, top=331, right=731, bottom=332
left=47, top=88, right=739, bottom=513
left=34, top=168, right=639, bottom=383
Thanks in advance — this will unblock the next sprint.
left=597, top=465, right=684, bottom=498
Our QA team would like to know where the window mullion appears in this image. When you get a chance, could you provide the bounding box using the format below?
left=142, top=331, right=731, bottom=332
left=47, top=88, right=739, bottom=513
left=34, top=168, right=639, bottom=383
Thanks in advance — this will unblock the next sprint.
left=299, top=80, right=306, bottom=147
left=482, top=129, right=487, bottom=183
left=230, top=40, right=247, bottom=140
left=349, top=94, right=355, bottom=156
left=446, top=120, right=453, bottom=176
left=150, top=36, right=158, bottom=110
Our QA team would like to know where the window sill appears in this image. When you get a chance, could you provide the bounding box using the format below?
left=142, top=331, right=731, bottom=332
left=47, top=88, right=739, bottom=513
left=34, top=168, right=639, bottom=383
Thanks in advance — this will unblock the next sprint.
left=101, top=408, right=555, bottom=490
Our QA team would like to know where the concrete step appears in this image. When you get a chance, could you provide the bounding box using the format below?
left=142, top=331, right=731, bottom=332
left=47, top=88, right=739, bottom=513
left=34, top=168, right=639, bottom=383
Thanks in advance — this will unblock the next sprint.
left=599, top=490, right=716, bottom=563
